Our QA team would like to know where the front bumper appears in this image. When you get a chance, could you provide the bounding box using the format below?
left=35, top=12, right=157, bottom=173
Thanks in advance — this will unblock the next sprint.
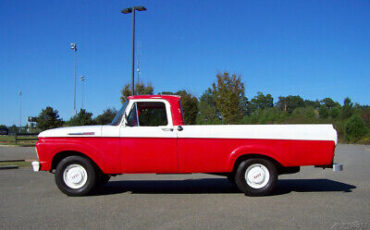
left=32, top=161, right=40, bottom=172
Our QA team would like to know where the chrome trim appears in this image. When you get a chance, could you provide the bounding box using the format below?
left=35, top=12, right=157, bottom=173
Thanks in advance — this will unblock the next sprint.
left=333, top=163, right=343, bottom=172
left=68, top=132, right=95, bottom=135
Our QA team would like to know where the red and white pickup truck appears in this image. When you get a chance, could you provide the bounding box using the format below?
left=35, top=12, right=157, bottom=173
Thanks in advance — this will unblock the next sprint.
left=33, top=95, right=342, bottom=196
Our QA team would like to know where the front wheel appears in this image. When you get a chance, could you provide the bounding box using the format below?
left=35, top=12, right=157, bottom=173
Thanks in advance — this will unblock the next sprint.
left=235, top=158, right=277, bottom=196
left=55, top=156, right=98, bottom=196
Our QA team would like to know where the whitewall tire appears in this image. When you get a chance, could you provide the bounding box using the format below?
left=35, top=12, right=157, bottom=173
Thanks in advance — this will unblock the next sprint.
left=55, top=156, right=97, bottom=196
left=235, top=158, right=277, bottom=196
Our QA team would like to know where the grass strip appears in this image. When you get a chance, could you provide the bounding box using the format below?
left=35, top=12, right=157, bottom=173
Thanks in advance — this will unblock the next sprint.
left=0, top=161, right=31, bottom=168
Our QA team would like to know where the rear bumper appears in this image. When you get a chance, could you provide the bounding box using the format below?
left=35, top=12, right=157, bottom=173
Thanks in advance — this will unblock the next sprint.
left=315, top=162, right=343, bottom=171
left=32, top=161, right=40, bottom=172
left=333, top=163, right=343, bottom=172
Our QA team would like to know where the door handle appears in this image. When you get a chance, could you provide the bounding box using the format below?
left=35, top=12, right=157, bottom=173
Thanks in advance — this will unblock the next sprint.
left=161, top=128, right=174, bottom=132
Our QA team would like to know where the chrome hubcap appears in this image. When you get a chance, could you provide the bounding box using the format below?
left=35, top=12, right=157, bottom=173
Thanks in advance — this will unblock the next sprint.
left=63, top=164, right=88, bottom=189
left=245, top=164, right=270, bottom=189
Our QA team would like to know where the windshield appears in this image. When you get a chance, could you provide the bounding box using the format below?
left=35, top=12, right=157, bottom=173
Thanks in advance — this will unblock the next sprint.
left=110, top=100, right=129, bottom=125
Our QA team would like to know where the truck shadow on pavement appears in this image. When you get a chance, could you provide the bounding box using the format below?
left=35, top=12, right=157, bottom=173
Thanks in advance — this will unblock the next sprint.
left=274, top=179, right=356, bottom=195
left=93, top=178, right=356, bottom=196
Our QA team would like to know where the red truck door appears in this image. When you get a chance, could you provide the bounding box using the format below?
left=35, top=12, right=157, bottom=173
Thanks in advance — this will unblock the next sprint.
left=119, top=100, right=178, bottom=173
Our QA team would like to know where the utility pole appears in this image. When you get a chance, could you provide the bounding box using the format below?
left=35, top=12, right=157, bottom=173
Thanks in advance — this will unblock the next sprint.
left=121, top=6, right=147, bottom=96
left=80, top=75, right=85, bottom=109
left=131, top=9, right=135, bottom=95
left=70, top=42, right=77, bottom=115
left=18, top=90, right=22, bottom=130
left=137, top=42, right=141, bottom=84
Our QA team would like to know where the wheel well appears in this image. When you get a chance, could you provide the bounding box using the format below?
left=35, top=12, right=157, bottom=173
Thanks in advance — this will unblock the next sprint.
left=51, top=151, right=101, bottom=172
left=232, top=154, right=290, bottom=175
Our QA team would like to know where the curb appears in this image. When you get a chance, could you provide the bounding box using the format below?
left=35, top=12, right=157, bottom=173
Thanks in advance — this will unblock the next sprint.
left=0, top=165, right=19, bottom=170
left=0, top=160, right=25, bottom=163
left=0, top=144, right=35, bottom=147
left=0, top=159, right=36, bottom=162
left=0, top=144, right=19, bottom=147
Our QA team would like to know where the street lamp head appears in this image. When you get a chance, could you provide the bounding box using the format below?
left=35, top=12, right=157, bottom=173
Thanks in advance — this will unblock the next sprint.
left=135, top=6, right=146, bottom=11
left=70, top=42, right=77, bottom=51
left=121, top=6, right=147, bottom=14
left=121, top=8, right=132, bottom=14
left=121, top=5, right=146, bottom=96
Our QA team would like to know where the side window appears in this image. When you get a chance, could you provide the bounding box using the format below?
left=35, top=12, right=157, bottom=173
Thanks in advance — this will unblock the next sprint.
left=127, top=104, right=138, bottom=127
left=137, top=102, right=168, bottom=126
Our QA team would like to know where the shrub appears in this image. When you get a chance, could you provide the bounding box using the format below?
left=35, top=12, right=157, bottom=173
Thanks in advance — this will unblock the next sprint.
left=329, top=107, right=340, bottom=119
left=345, top=115, right=368, bottom=143
left=289, top=107, right=316, bottom=123
left=319, top=105, right=329, bottom=119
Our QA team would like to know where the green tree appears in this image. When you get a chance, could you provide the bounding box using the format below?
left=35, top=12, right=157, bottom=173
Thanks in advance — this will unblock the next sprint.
left=360, top=106, right=370, bottom=128
left=321, top=98, right=340, bottom=109
left=177, top=90, right=199, bottom=125
left=36, top=107, right=64, bottom=131
left=290, top=107, right=316, bottom=123
left=276, top=96, right=305, bottom=113
left=345, top=115, right=368, bottom=142
left=258, top=108, right=285, bottom=124
left=248, top=92, right=273, bottom=113
left=304, top=99, right=320, bottom=109
left=212, top=72, right=246, bottom=124
left=319, top=105, right=329, bottom=119
left=159, top=91, right=175, bottom=95
left=329, top=107, right=340, bottom=119
left=120, top=82, right=154, bottom=103
left=67, top=109, right=96, bottom=126
left=341, top=97, right=353, bottom=119
left=94, top=108, right=117, bottom=125
left=197, top=88, right=219, bottom=124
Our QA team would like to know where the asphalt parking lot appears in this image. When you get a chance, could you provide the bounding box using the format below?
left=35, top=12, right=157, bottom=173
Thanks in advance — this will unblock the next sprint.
left=0, top=144, right=369, bottom=230
left=0, top=146, right=35, bottom=161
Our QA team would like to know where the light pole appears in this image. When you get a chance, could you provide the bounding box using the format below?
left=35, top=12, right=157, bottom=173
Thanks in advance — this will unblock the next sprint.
left=70, top=42, right=77, bottom=115
left=137, top=42, right=141, bottom=84
left=18, top=90, right=22, bottom=130
left=121, top=6, right=147, bottom=96
left=80, top=75, right=85, bottom=109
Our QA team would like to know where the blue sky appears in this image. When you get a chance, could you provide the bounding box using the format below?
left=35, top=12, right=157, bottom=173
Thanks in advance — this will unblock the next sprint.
left=0, top=0, right=369, bottom=126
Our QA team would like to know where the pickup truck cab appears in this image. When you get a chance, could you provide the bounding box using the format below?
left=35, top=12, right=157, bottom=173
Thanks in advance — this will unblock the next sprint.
left=33, top=95, right=342, bottom=196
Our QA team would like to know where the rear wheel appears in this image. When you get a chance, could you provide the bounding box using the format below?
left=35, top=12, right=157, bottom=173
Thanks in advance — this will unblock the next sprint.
left=55, top=156, right=98, bottom=196
left=235, top=158, right=277, bottom=196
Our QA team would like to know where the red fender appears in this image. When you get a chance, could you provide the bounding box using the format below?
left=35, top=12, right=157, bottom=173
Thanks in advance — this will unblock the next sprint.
left=37, top=138, right=120, bottom=173
left=226, top=144, right=287, bottom=172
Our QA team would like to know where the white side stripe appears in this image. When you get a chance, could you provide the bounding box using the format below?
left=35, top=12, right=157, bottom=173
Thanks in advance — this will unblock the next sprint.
left=39, top=124, right=337, bottom=144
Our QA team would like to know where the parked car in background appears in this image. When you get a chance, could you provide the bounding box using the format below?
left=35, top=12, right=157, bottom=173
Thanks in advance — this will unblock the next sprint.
left=0, top=127, right=8, bottom=135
